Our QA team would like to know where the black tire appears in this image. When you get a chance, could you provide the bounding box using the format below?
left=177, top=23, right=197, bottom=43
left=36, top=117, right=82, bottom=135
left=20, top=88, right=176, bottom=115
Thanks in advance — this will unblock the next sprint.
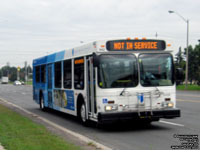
left=40, top=95, right=46, bottom=111
left=79, top=102, right=89, bottom=126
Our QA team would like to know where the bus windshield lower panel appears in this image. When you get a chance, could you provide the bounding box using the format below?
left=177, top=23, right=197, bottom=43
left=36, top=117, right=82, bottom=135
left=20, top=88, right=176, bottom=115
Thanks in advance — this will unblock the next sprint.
left=139, top=53, right=174, bottom=87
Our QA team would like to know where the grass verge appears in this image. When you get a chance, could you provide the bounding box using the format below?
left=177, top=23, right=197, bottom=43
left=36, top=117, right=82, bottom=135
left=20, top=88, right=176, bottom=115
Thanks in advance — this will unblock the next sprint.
left=0, top=104, right=80, bottom=150
left=176, top=84, right=200, bottom=91
left=25, top=81, right=32, bottom=85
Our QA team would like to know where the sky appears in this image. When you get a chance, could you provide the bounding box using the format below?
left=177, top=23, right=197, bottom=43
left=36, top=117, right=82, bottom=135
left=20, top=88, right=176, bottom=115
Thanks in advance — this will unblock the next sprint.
left=0, top=0, right=200, bottom=68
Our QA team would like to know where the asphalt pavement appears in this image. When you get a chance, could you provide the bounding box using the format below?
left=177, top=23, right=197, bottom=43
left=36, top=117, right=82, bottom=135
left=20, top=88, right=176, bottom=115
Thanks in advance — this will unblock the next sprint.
left=0, top=84, right=199, bottom=150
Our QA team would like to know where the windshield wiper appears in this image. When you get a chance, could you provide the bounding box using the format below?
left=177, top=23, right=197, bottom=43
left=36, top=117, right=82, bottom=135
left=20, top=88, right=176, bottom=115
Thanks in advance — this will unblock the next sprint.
left=120, top=88, right=126, bottom=96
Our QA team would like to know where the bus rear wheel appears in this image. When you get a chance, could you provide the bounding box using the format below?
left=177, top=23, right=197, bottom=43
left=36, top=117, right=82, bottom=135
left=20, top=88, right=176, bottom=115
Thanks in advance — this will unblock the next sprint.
left=40, top=95, right=46, bottom=111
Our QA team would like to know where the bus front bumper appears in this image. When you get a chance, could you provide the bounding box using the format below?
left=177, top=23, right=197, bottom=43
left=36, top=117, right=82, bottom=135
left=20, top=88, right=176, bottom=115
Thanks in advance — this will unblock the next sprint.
left=98, top=108, right=181, bottom=123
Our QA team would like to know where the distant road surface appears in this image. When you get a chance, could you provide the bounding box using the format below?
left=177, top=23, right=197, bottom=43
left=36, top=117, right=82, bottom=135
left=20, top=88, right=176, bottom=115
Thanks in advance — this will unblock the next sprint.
left=0, top=84, right=199, bottom=150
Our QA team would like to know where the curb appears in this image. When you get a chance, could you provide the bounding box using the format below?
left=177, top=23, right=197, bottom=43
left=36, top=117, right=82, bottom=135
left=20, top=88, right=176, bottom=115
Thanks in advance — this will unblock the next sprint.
left=0, top=97, right=112, bottom=150
left=0, top=143, right=5, bottom=150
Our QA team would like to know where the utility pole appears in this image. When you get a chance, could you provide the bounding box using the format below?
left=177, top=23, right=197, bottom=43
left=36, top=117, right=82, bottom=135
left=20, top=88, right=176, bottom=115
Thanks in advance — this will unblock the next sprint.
left=25, top=61, right=27, bottom=84
left=168, top=10, right=189, bottom=89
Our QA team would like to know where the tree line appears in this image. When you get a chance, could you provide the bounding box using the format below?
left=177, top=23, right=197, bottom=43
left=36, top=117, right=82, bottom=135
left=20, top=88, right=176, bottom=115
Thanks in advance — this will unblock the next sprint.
left=175, top=42, right=200, bottom=85
left=0, top=65, right=32, bottom=82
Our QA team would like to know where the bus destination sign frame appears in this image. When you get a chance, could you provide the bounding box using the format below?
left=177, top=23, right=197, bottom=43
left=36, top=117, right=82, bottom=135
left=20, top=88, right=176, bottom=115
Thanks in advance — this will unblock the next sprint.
left=106, top=40, right=166, bottom=51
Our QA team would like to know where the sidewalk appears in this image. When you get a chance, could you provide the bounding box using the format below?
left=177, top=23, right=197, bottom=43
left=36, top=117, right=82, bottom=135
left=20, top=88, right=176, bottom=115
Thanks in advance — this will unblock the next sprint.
left=0, top=143, right=5, bottom=150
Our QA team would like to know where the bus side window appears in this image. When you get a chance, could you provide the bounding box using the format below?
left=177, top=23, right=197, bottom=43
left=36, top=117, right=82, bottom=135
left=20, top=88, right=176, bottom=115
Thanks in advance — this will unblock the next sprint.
left=63, top=59, right=72, bottom=89
left=41, top=65, right=46, bottom=83
left=35, top=66, right=40, bottom=83
left=54, top=62, right=62, bottom=88
left=74, top=57, right=84, bottom=90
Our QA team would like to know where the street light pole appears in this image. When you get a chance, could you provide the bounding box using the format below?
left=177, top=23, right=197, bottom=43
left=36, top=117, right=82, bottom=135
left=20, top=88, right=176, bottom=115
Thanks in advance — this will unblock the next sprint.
left=186, top=19, right=189, bottom=89
left=168, top=10, right=189, bottom=89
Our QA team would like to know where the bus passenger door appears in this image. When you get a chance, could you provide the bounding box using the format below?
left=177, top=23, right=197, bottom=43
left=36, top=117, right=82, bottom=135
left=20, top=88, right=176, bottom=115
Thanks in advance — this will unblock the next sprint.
left=47, top=64, right=53, bottom=108
left=87, top=57, right=97, bottom=118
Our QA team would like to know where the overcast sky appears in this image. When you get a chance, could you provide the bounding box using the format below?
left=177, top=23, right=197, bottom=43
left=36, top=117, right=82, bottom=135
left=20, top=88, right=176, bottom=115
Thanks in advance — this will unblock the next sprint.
left=0, top=0, right=199, bottom=68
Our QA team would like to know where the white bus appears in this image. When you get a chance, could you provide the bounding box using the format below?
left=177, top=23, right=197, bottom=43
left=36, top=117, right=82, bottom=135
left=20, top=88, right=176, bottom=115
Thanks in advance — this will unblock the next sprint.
left=33, top=38, right=180, bottom=125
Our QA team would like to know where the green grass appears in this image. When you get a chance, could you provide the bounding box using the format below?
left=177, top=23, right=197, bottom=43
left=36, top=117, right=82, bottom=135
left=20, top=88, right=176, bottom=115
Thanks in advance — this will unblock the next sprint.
left=176, top=84, right=200, bottom=91
left=25, top=80, right=32, bottom=85
left=0, top=104, right=80, bottom=150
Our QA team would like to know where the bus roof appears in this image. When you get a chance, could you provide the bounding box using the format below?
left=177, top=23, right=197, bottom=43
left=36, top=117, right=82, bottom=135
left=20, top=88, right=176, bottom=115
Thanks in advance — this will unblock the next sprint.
left=33, top=42, right=96, bottom=66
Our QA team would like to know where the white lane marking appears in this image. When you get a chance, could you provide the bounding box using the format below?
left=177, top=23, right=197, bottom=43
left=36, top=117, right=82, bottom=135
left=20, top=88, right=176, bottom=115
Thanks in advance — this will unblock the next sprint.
left=0, top=97, right=112, bottom=150
left=177, top=99, right=200, bottom=103
left=177, top=94, right=200, bottom=98
left=159, top=120, right=184, bottom=127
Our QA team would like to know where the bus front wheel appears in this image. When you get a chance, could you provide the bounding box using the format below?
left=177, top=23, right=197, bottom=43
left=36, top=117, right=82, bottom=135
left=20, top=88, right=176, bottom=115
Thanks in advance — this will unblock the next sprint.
left=79, top=102, right=89, bottom=126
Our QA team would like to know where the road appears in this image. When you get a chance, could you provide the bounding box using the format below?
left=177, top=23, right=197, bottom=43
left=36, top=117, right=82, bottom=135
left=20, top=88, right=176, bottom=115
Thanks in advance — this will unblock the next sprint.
left=0, top=84, right=199, bottom=150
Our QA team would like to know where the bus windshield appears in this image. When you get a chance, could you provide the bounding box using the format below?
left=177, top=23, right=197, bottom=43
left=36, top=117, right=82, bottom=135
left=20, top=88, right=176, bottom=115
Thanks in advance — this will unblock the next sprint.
left=139, top=53, right=174, bottom=86
left=98, top=54, right=138, bottom=88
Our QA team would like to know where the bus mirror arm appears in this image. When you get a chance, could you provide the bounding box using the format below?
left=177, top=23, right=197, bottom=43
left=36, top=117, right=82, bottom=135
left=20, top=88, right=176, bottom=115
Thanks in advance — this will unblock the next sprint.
left=93, top=53, right=99, bottom=67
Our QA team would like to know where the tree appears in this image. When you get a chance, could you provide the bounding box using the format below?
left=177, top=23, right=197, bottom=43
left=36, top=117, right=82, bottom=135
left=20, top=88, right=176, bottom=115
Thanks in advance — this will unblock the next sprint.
left=0, top=65, right=32, bottom=82
left=184, top=44, right=200, bottom=84
left=193, top=44, right=200, bottom=84
left=175, top=47, right=185, bottom=84
left=0, top=66, right=17, bottom=81
left=175, top=47, right=185, bottom=69
left=9, top=67, right=17, bottom=81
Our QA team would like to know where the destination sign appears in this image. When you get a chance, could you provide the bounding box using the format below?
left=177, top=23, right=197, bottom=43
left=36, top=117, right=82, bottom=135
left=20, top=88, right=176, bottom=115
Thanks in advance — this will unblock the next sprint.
left=75, top=58, right=84, bottom=64
left=106, top=40, right=166, bottom=51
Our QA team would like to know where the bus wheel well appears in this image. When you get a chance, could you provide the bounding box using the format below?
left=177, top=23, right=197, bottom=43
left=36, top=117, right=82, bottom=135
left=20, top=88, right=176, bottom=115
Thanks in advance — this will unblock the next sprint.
left=77, top=94, right=85, bottom=116
left=39, top=90, right=46, bottom=110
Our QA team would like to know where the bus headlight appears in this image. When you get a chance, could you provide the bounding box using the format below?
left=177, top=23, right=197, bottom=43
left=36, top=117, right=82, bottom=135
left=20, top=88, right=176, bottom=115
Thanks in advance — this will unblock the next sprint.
left=167, top=102, right=174, bottom=108
left=105, top=105, right=118, bottom=111
left=162, top=102, right=174, bottom=108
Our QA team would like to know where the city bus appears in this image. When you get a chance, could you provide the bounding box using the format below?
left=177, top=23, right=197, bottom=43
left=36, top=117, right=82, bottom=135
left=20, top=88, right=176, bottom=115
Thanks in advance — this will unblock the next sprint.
left=33, top=38, right=181, bottom=125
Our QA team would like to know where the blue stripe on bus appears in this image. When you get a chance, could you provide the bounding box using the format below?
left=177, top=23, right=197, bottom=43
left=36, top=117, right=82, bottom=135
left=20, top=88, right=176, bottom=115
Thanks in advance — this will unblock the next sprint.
left=55, top=50, right=65, bottom=62
left=33, top=50, right=65, bottom=66
left=47, top=53, right=56, bottom=64
left=33, top=56, right=47, bottom=66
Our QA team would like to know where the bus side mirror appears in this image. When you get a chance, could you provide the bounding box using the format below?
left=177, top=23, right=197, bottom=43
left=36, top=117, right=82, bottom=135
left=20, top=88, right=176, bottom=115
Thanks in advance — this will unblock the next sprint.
left=175, top=68, right=184, bottom=85
left=93, top=53, right=99, bottom=67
